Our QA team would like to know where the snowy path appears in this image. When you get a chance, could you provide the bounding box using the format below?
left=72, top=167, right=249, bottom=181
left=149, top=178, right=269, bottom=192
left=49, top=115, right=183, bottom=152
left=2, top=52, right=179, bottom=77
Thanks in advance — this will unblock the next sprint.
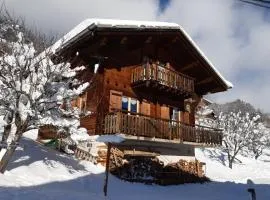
left=0, top=136, right=269, bottom=200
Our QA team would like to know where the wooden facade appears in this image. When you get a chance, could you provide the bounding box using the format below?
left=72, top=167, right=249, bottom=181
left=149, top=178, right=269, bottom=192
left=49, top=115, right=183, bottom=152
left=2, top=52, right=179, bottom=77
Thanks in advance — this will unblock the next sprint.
left=77, top=62, right=222, bottom=145
left=52, top=20, right=231, bottom=146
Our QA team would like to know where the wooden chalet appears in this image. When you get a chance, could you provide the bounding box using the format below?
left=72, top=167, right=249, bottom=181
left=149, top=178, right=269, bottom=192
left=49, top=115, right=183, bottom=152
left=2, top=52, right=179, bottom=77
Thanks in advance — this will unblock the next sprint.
left=46, top=19, right=232, bottom=176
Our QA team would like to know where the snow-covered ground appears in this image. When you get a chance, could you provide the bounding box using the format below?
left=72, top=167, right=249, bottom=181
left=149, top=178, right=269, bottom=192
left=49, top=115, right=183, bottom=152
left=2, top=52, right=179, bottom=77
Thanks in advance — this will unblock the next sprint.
left=0, top=132, right=270, bottom=200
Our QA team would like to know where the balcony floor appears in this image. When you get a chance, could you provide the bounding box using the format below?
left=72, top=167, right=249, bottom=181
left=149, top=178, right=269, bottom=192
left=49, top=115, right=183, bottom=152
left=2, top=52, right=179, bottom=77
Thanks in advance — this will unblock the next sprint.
left=131, top=79, right=193, bottom=98
left=115, top=134, right=220, bottom=147
left=104, top=112, right=223, bottom=146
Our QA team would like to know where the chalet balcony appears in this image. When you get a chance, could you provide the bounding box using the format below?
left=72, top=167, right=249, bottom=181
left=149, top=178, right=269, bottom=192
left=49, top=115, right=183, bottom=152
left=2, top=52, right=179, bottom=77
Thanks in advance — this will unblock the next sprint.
left=104, top=112, right=222, bottom=146
left=131, top=65, right=195, bottom=97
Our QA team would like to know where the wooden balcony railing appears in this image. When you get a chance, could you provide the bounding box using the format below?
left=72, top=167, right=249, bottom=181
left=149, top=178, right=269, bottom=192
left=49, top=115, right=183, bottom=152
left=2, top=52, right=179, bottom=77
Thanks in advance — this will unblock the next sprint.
left=131, top=64, right=195, bottom=94
left=104, top=112, right=222, bottom=145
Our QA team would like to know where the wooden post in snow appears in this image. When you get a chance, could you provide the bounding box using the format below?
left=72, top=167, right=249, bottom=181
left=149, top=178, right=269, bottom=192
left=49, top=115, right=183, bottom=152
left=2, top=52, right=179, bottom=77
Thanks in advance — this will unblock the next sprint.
left=247, top=179, right=256, bottom=200
left=247, top=188, right=256, bottom=200
left=103, top=142, right=112, bottom=197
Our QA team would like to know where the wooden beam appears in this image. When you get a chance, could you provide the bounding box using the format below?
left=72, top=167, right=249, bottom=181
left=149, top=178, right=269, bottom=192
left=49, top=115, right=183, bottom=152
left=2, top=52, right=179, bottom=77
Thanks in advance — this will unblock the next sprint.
left=181, top=61, right=199, bottom=72
left=171, top=36, right=179, bottom=43
left=100, top=37, right=108, bottom=46
left=196, top=77, right=214, bottom=85
left=120, top=36, right=128, bottom=44
left=123, top=150, right=159, bottom=157
left=209, top=86, right=225, bottom=93
left=145, top=36, right=152, bottom=43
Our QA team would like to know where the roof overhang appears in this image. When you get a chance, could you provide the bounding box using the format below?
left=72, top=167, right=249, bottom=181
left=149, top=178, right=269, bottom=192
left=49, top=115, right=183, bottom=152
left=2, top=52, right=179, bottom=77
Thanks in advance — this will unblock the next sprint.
left=52, top=19, right=233, bottom=93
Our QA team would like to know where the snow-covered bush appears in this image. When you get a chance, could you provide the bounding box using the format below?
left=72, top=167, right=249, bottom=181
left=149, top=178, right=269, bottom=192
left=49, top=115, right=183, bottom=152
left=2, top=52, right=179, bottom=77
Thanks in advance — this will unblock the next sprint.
left=198, top=100, right=270, bottom=166
left=198, top=110, right=264, bottom=169
left=217, top=112, right=261, bottom=168
left=0, top=17, right=88, bottom=172
left=247, top=123, right=270, bottom=160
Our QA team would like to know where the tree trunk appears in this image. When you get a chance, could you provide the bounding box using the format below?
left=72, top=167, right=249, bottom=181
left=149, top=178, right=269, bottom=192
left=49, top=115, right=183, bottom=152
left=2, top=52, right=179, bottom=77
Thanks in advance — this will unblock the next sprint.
left=227, top=153, right=233, bottom=169
left=255, top=154, right=259, bottom=160
left=1, top=124, right=11, bottom=144
left=0, top=144, right=17, bottom=173
left=0, top=95, right=30, bottom=173
left=0, top=126, right=25, bottom=173
left=228, top=160, right=233, bottom=169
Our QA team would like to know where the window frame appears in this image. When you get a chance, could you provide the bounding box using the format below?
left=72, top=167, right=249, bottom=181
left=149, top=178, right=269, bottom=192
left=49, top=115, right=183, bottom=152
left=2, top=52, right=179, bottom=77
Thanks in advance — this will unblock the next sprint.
left=121, top=96, right=139, bottom=114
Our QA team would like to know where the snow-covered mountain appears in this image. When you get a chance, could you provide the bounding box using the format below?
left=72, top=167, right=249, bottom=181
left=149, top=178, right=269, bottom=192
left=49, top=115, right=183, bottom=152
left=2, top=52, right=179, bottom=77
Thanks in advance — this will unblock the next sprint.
left=0, top=132, right=269, bottom=200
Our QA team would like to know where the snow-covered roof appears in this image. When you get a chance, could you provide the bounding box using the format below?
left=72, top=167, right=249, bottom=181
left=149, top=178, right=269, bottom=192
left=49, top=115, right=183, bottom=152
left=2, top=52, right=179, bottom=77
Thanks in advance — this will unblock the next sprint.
left=197, top=108, right=214, bottom=116
left=53, top=18, right=233, bottom=90
left=202, top=98, right=214, bottom=105
left=52, top=19, right=180, bottom=53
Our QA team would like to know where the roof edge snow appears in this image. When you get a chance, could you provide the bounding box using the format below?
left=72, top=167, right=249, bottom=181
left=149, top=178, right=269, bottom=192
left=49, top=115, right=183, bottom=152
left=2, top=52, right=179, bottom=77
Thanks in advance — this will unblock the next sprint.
left=52, top=18, right=233, bottom=90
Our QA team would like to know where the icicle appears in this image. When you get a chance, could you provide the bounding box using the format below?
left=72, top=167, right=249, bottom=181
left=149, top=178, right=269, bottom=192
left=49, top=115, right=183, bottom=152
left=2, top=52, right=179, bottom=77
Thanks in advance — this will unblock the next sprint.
left=94, top=63, right=99, bottom=74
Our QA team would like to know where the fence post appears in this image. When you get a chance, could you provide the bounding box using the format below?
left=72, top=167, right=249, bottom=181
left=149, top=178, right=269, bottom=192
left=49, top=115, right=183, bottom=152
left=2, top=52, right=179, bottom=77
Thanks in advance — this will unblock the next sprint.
left=116, top=112, right=122, bottom=133
left=104, top=142, right=112, bottom=197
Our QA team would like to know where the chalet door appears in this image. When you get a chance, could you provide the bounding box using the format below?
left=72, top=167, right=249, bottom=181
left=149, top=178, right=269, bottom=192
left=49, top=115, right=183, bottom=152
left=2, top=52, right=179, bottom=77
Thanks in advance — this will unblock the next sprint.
left=180, top=111, right=184, bottom=122
left=185, top=112, right=190, bottom=124
left=109, top=90, right=122, bottom=112
left=180, top=111, right=190, bottom=125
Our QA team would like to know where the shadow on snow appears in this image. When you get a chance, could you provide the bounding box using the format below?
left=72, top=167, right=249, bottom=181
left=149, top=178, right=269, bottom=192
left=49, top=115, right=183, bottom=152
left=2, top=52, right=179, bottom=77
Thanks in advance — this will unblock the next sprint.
left=0, top=138, right=269, bottom=200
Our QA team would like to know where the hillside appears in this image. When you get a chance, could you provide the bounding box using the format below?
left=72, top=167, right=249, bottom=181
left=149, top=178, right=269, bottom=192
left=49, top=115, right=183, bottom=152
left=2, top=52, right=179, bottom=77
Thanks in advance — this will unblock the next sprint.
left=0, top=131, right=269, bottom=200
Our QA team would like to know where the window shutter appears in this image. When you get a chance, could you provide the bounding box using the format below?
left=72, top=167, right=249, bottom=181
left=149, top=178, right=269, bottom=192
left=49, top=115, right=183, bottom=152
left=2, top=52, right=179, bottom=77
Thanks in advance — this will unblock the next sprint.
left=161, top=105, right=170, bottom=120
left=184, top=112, right=190, bottom=124
left=141, top=101, right=150, bottom=116
left=109, top=90, right=122, bottom=112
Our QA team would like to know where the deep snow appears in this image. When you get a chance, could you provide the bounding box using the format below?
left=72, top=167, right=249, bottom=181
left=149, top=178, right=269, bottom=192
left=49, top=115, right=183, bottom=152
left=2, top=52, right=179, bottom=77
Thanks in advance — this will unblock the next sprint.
left=0, top=131, right=269, bottom=200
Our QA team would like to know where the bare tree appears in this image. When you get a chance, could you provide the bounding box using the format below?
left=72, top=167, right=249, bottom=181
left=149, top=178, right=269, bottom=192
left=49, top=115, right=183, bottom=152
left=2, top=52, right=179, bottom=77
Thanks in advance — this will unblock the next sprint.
left=0, top=18, right=88, bottom=173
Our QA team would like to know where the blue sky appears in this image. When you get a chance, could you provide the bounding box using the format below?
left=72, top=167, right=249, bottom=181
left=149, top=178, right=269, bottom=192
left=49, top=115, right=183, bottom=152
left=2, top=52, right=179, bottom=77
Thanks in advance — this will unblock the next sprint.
left=159, top=0, right=170, bottom=12
left=5, top=0, right=270, bottom=112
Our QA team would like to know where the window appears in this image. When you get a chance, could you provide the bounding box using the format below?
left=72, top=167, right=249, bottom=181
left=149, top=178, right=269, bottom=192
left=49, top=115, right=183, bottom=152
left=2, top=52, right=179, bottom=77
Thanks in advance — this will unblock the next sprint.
left=170, top=107, right=180, bottom=127
left=122, top=96, right=139, bottom=113
left=130, top=98, right=138, bottom=113
left=122, top=96, right=129, bottom=111
left=109, top=90, right=139, bottom=114
left=170, top=107, right=180, bottom=121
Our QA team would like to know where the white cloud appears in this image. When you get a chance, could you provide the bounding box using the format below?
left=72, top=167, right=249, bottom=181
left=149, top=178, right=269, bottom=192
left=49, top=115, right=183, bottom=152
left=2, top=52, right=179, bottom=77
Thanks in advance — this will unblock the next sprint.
left=159, top=0, right=270, bottom=112
left=5, top=0, right=270, bottom=112
left=5, top=0, right=159, bottom=34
